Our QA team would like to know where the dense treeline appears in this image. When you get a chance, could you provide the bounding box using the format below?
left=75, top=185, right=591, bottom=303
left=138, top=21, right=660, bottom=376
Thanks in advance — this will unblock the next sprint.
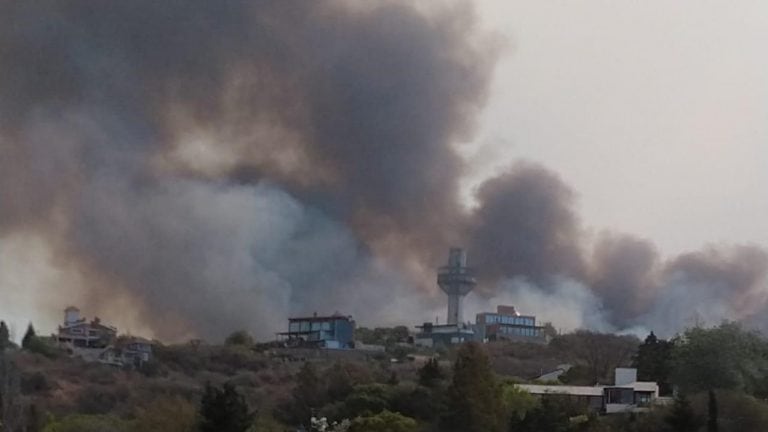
left=3, top=320, right=768, bottom=431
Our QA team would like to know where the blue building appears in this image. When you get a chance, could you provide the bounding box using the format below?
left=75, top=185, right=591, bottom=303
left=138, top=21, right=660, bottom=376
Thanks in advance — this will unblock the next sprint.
left=475, top=305, right=545, bottom=343
left=278, top=313, right=355, bottom=349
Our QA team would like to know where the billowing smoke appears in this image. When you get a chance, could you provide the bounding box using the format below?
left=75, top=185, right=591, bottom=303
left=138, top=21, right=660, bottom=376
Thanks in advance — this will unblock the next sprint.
left=1, top=0, right=766, bottom=341
left=0, top=0, right=495, bottom=340
left=467, top=162, right=587, bottom=288
left=464, top=164, right=768, bottom=337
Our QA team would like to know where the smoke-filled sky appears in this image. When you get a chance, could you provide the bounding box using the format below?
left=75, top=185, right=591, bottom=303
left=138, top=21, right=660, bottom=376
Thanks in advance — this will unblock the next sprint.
left=1, top=0, right=767, bottom=342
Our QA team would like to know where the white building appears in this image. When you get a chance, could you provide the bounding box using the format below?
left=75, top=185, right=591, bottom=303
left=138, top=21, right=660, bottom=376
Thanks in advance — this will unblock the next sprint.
left=518, top=368, right=659, bottom=414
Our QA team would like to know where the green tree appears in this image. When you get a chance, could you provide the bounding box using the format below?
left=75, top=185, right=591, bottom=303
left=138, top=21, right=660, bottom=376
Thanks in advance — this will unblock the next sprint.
left=707, top=389, right=718, bottom=432
left=507, top=396, right=572, bottom=432
left=224, top=330, right=254, bottom=346
left=0, top=321, right=10, bottom=350
left=500, top=383, right=538, bottom=421
left=633, top=331, right=673, bottom=395
left=199, top=382, right=253, bottom=432
left=665, top=395, right=702, bottom=432
left=389, top=384, right=444, bottom=423
left=21, top=323, right=37, bottom=349
left=551, top=331, right=639, bottom=384
left=348, top=410, right=418, bottom=432
left=441, top=342, right=503, bottom=432
left=21, top=324, right=36, bottom=349
left=417, top=358, right=443, bottom=387
left=333, top=384, right=391, bottom=420
left=670, top=322, right=768, bottom=394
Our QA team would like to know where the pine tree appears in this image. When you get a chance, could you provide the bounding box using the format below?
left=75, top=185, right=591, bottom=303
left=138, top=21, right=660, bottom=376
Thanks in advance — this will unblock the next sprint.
left=0, top=321, right=10, bottom=351
left=199, top=382, right=254, bottom=432
left=417, top=358, right=443, bottom=387
left=707, top=389, right=719, bottom=432
left=633, top=331, right=673, bottom=394
left=441, top=342, right=503, bottom=432
left=21, top=323, right=36, bottom=349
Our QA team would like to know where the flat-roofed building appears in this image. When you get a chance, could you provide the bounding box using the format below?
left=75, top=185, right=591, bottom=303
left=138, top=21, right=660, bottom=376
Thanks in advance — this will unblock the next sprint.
left=413, top=322, right=475, bottom=348
left=475, top=305, right=545, bottom=343
left=278, top=313, right=355, bottom=349
left=518, top=368, right=660, bottom=414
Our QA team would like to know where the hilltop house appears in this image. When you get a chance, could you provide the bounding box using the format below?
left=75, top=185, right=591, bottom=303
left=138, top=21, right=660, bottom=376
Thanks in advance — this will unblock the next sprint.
left=55, top=306, right=154, bottom=368
left=56, top=306, right=117, bottom=349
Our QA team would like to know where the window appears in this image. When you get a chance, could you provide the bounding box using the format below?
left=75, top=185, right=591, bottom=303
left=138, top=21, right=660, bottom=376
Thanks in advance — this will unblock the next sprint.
left=299, top=321, right=310, bottom=332
left=289, top=322, right=300, bottom=332
left=635, top=392, right=652, bottom=406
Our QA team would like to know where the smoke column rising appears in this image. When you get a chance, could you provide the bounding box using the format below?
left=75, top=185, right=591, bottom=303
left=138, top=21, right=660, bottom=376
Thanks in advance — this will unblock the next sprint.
left=0, top=0, right=766, bottom=341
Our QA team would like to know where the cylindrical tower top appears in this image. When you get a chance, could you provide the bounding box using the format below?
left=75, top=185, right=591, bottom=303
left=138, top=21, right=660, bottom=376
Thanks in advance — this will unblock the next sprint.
left=448, top=248, right=467, bottom=268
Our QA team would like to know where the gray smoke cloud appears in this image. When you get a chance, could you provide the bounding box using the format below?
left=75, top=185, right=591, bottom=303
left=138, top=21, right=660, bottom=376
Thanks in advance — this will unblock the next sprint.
left=1, top=0, right=767, bottom=341
left=465, top=164, right=768, bottom=337
left=0, top=0, right=495, bottom=340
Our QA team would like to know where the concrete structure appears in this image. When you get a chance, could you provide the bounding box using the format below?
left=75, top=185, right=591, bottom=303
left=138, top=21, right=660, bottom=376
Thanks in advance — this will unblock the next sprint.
left=116, top=336, right=154, bottom=367
left=437, top=248, right=476, bottom=325
left=55, top=307, right=154, bottom=368
left=475, top=305, right=546, bottom=343
left=278, top=313, right=355, bottom=349
left=518, top=368, right=660, bottom=414
left=413, top=322, right=475, bottom=348
left=56, top=306, right=117, bottom=349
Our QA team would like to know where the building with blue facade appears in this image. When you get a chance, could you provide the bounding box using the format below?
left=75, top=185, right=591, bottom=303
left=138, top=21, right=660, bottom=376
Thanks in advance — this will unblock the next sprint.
left=278, top=313, right=355, bottom=349
left=475, top=305, right=545, bottom=343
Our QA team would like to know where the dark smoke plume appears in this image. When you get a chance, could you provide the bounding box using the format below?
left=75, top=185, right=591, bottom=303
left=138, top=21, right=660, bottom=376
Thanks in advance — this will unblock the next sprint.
left=1, top=0, right=767, bottom=341
left=0, top=0, right=496, bottom=340
left=468, top=162, right=587, bottom=288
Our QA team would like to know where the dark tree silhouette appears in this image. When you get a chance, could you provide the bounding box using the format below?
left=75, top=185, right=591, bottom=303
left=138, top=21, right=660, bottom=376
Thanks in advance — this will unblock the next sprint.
left=441, top=342, right=503, bottom=432
left=199, top=382, right=253, bottom=432
left=0, top=321, right=10, bottom=351
left=708, top=389, right=719, bottom=432
left=665, top=394, right=702, bottom=432
left=21, top=324, right=36, bottom=350
left=633, top=331, right=673, bottom=395
left=417, top=358, right=444, bottom=387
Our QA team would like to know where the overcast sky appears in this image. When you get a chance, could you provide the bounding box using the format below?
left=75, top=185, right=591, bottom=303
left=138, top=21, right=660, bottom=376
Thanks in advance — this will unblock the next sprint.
left=468, top=1, right=768, bottom=257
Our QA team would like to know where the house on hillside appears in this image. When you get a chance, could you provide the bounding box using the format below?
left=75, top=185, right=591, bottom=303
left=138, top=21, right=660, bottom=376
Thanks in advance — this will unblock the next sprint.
left=277, top=313, right=356, bottom=349
left=56, top=306, right=117, bottom=349
left=55, top=306, right=154, bottom=368
left=116, top=336, right=154, bottom=366
left=518, top=368, right=660, bottom=414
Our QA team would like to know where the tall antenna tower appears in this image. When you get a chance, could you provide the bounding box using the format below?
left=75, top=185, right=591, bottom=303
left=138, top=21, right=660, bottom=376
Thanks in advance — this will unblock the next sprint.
left=437, top=248, right=476, bottom=325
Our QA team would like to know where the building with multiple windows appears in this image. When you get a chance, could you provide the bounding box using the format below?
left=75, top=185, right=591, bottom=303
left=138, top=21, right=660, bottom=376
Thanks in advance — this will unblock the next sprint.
left=413, top=322, right=475, bottom=348
left=518, top=368, right=661, bottom=414
left=475, top=305, right=546, bottom=343
left=278, top=313, right=355, bottom=349
left=56, top=306, right=117, bottom=349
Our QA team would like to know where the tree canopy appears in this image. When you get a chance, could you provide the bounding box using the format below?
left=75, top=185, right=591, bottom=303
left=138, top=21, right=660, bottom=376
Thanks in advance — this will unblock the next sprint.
left=670, top=322, right=768, bottom=395
left=441, top=342, right=504, bottom=432
left=199, top=382, right=253, bottom=432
